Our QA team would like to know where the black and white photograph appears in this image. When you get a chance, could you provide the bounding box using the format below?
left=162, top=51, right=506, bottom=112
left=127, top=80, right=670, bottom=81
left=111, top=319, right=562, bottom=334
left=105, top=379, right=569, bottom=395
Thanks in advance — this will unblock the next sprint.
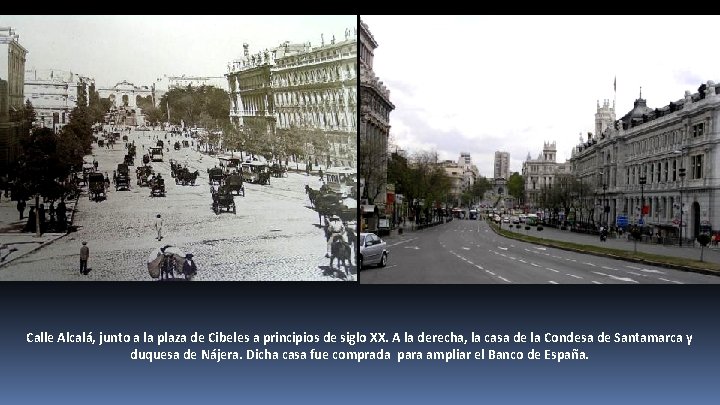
left=0, top=15, right=358, bottom=280
left=359, top=15, right=720, bottom=283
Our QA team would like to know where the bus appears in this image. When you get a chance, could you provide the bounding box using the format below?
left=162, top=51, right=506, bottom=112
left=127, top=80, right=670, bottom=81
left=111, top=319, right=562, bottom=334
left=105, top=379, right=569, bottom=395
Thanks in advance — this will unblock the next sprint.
left=525, top=214, right=539, bottom=226
left=324, top=167, right=356, bottom=196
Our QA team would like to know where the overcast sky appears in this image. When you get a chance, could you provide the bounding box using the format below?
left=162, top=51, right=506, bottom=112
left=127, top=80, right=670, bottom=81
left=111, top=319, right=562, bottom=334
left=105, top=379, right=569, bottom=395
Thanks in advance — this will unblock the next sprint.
left=3, top=15, right=355, bottom=86
left=361, top=15, right=720, bottom=178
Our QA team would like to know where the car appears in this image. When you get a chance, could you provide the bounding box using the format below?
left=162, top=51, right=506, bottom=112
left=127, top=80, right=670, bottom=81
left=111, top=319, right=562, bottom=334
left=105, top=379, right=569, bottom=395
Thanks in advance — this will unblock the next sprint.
left=359, top=232, right=388, bottom=269
left=502, top=217, right=510, bottom=223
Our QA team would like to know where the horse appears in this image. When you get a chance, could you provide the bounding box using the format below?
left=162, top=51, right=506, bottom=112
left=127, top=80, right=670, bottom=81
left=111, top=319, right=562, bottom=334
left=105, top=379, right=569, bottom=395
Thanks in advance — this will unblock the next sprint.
left=330, top=235, right=352, bottom=280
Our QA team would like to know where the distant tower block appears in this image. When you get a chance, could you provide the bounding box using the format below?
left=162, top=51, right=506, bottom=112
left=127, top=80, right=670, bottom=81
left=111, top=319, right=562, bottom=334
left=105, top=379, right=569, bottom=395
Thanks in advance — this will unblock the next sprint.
left=595, top=99, right=616, bottom=138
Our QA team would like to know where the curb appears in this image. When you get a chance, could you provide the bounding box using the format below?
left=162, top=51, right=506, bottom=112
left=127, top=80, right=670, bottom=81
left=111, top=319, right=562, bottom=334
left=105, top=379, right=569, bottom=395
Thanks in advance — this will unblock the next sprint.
left=489, top=223, right=720, bottom=277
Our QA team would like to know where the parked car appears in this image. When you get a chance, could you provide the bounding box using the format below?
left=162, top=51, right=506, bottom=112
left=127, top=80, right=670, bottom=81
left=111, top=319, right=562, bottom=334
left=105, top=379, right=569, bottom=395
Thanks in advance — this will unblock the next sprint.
left=359, top=232, right=388, bottom=269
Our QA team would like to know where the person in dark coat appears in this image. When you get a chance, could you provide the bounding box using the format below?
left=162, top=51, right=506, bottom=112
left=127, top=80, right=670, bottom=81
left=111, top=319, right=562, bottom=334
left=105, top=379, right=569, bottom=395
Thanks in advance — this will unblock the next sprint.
left=17, top=199, right=26, bottom=220
left=182, top=253, right=197, bottom=280
left=56, top=199, right=67, bottom=231
left=80, top=241, right=89, bottom=275
left=24, top=207, right=36, bottom=233
left=38, top=204, right=46, bottom=232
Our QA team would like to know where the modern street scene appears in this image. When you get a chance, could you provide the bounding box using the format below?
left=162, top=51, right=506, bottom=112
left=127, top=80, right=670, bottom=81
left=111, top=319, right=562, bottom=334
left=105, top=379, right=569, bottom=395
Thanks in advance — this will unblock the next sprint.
left=0, top=16, right=358, bottom=280
left=358, top=16, right=720, bottom=283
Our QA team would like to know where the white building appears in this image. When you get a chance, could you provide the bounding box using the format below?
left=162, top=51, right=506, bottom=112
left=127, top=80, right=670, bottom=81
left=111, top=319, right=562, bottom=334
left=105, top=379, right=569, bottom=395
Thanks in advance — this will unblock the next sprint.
left=569, top=82, right=720, bottom=240
left=522, top=141, right=570, bottom=207
left=24, top=68, right=93, bottom=130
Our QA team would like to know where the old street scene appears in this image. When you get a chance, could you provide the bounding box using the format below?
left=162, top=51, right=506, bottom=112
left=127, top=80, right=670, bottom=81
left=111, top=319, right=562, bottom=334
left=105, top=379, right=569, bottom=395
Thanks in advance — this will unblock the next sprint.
left=0, top=16, right=358, bottom=280
left=359, top=16, right=720, bottom=283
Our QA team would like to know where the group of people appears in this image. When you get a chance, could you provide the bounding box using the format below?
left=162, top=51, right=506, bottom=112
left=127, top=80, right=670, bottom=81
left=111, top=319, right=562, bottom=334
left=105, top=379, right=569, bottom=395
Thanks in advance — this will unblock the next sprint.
left=19, top=199, right=68, bottom=233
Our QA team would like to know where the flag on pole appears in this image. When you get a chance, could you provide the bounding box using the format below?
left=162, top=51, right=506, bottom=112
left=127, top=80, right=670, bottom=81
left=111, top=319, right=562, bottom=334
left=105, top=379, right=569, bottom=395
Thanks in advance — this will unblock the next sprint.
left=614, top=76, right=616, bottom=92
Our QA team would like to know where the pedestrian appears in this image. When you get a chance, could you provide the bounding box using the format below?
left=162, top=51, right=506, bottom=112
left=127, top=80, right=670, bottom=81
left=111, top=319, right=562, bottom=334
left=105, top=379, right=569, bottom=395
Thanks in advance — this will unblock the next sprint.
left=155, top=214, right=163, bottom=241
left=325, top=215, right=347, bottom=258
left=79, top=241, right=89, bottom=275
left=17, top=199, right=26, bottom=220
left=24, top=207, right=36, bottom=233
left=38, top=204, right=46, bottom=232
left=182, top=253, right=197, bottom=280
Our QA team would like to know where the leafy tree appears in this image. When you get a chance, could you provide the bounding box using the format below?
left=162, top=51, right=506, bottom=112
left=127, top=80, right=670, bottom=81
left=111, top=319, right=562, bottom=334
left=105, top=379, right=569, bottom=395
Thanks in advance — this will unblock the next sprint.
left=23, top=99, right=37, bottom=129
left=507, top=172, right=524, bottom=202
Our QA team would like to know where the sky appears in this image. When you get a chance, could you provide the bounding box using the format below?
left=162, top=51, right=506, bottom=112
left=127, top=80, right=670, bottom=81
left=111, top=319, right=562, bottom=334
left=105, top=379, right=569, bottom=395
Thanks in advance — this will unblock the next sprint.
left=2, top=15, right=356, bottom=87
left=361, top=15, right=720, bottom=178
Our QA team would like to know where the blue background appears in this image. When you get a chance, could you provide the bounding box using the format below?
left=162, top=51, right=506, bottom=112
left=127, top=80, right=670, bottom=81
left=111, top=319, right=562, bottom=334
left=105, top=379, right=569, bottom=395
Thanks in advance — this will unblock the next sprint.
left=0, top=284, right=718, bottom=403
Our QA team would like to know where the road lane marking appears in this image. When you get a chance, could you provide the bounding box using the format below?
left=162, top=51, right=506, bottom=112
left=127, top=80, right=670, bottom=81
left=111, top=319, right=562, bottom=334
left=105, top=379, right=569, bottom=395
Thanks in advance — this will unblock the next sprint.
left=548, top=281, right=559, bottom=284
left=658, top=278, right=683, bottom=284
left=592, top=281, right=603, bottom=284
left=566, top=274, right=583, bottom=279
left=583, top=262, right=597, bottom=267
left=475, top=265, right=484, bottom=270
left=535, top=247, right=546, bottom=251
left=487, top=270, right=496, bottom=276
left=592, top=271, right=608, bottom=277
left=498, top=276, right=512, bottom=283
left=640, top=268, right=666, bottom=274
left=628, top=271, right=642, bottom=276
left=545, top=268, right=559, bottom=273
left=552, top=255, right=561, bottom=259
left=498, top=246, right=508, bottom=250
left=404, top=246, right=420, bottom=250
left=608, top=275, right=639, bottom=283
left=462, top=247, right=470, bottom=250
left=626, top=265, right=641, bottom=270
left=530, top=263, right=540, bottom=267
left=601, top=266, right=617, bottom=271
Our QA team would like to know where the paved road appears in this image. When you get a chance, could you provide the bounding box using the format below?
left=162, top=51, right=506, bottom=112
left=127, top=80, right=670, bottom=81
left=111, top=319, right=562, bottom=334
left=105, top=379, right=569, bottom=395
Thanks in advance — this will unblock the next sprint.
left=360, top=219, right=720, bottom=284
left=0, top=127, right=356, bottom=281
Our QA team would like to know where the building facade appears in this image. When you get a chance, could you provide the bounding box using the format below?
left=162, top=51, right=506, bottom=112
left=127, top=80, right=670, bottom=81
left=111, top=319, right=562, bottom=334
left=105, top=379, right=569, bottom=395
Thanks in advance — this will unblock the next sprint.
left=569, top=82, right=720, bottom=240
left=24, top=69, right=93, bottom=131
left=359, top=19, right=394, bottom=231
left=97, top=80, right=154, bottom=109
left=494, top=151, right=510, bottom=180
left=0, top=27, right=28, bottom=171
left=521, top=141, right=570, bottom=207
left=226, top=28, right=357, bottom=169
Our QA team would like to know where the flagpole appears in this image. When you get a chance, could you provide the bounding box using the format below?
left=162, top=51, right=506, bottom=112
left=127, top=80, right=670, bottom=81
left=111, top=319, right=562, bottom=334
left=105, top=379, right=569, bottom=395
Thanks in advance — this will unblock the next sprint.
left=613, top=75, right=616, bottom=109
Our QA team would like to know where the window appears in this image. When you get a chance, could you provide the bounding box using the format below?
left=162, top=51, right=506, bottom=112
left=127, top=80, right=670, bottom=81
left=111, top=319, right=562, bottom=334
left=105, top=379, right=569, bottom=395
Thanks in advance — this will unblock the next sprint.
left=672, top=160, right=677, bottom=181
left=692, top=123, right=704, bottom=138
left=692, top=155, right=703, bottom=179
left=663, top=161, right=668, bottom=182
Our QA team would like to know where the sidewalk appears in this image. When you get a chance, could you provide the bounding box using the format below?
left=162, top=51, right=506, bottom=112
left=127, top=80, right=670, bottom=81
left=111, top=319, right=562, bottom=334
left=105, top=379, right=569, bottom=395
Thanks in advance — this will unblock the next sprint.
left=0, top=196, right=79, bottom=268
left=502, top=222, right=720, bottom=266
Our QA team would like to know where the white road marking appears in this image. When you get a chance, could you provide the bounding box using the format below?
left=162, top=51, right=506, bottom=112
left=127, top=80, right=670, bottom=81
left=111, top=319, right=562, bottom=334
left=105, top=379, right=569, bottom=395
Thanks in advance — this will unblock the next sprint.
left=404, top=246, right=420, bottom=250
left=548, top=281, right=559, bottom=284
left=498, top=276, right=512, bottom=283
left=467, top=261, right=474, bottom=265
left=487, top=270, right=496, bottom=276
left=641, top=268, right=666, bottom=274
left=462, top=247, right=470, bottom=250
left=592, top=281, right=603, bottom=284
left=500, top=254, right=507, bottom=258
left=545, top=268, right=559, bottom=273
left=475, top=265, right=484, bottom=270
left=530, top=263, right=540, bottom=267
left=566, top=274, right=583, bottom=279
left=552, top=255, right=561, bottom=259
left=535, top=247, right=546, bottom=251
left=628, top=271, right=642, bottom=276
left=592, top=271, right=608, bottom=277
left=583, top=262, right=596, bottom=267
left=626, top=265, right=641, bottom=270
left=498, top=246, right=508, bottom=250
left=601, top=266, right=616, bottom=271
left=608, top=275, right=639, bottom=283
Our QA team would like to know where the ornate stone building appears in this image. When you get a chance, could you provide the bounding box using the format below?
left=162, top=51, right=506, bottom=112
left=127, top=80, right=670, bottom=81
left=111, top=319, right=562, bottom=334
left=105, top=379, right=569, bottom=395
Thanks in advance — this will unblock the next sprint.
left=0, top=27, right=28, bottom=171
left=522, top=142, right=571, bottom=207
left=97, top=80, right=154, bottom=109
left=226, top=28, right=357, bottom=168
left=569, top=83, right=720, bottom=240
left=24, top=69, right=93, bottom=131
left=359, top=19, right=394, bottom=228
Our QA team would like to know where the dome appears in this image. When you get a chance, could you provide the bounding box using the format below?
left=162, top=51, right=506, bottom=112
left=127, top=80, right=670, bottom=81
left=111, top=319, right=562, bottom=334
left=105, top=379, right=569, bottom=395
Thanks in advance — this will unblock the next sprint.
left=621, top=98, right=653, bottom=125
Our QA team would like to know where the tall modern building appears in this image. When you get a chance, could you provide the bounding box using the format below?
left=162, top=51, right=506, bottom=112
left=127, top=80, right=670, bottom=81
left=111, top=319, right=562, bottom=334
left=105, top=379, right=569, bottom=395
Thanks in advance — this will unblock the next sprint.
left=569, top=82, right=720, bottom=239
left=226, top=27, right=357, bottom=168
left=494, top=151, right=510, bottom=180
left=24, top=69, right=93, bottom=131
left=359, top=19, right=394, bottom=231
left=0, top=27, right=28, bottom=171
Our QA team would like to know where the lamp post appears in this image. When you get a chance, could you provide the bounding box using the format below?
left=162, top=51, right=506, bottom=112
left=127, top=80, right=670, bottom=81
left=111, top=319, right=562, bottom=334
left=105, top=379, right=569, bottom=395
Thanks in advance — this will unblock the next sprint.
left=678, top=168, right=686, bottom=247
left=639, top=175, right=647, bottom=233
left=602, top=183, right=608, bottom=227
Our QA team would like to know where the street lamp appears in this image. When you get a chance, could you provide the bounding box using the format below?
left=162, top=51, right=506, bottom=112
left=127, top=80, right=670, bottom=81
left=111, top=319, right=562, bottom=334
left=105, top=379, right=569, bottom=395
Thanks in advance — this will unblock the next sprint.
left=639, top=175, right=647, bottom=233
left=602, top=183, right=608, bottom=226
left=678, top=168, right=686, bottom=247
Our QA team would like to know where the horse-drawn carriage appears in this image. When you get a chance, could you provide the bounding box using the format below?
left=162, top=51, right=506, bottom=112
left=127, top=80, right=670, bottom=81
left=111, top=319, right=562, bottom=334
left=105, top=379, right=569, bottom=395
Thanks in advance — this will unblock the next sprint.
left=116, top=163, right=131, bottom=191
left=156, top=140, right=164, bottom=148
left=127, top=144, right=136, bottom=158
left=88, top=172, right=107, bottom=201
left=142, top=154, right=151, bottom=165
left=173, top=141, right=181, bottom=150
left=124, top=154, right=134, bottom=166
left=97, top=139, right=104, bottom=147
left=174, top=167, right=199, bottom=186
left=212, top=185, right=236, bottom=214
left=122, top=135, right=128, bottom=142
left=149, top=147, right=163, bottom=162
left=224, top=173, right=245, bottom=196
left=241, top=161, right=271, bottom=185
left=207, top=167, right=225, bottom=185
left=150, top=177, right=166, bottom=197
left=136, top=165, right=153, bottom=187
left=182, top=140, right=189, bottom=148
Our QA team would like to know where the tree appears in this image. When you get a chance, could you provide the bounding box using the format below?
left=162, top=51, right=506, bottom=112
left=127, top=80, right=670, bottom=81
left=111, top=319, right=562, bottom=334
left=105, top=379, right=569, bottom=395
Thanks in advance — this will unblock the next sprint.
left=507, top=172, right=525, bottom=203
left=23, top=99, right=37, bottom=130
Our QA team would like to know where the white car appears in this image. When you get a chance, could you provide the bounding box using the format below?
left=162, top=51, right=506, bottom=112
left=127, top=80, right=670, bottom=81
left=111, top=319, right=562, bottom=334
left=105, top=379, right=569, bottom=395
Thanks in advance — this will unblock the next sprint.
left=359, top=233, right=388, bottom=269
